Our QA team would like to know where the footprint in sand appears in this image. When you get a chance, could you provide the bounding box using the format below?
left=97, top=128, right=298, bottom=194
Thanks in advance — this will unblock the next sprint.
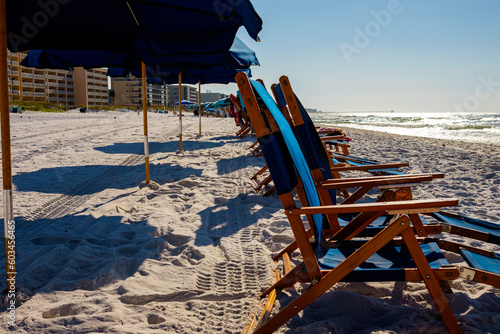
left=41, top=303, right=85, bottom=318
left=147, top=314, right=166, bottom=324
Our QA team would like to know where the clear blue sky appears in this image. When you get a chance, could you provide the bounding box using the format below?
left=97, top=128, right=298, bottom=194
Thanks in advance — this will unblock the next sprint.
left=206, top=0, right=500, bottom=113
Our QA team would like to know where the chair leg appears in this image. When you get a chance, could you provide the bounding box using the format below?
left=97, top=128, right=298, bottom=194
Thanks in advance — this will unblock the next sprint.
left=400, top=228, right=462, bottom=334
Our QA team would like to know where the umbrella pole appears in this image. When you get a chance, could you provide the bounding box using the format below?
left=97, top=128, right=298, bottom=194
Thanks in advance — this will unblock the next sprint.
left=178, top=71, right=183, bottom=151
left=0, top=0, right=15, bottom=293
left=198, top=80, right=201, bottom=136
left=141, top=62, right=150, bottom=184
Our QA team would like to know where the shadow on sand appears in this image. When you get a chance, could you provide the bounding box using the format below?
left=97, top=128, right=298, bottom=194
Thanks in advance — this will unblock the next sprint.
left=13, top=163, right=203, bottom=195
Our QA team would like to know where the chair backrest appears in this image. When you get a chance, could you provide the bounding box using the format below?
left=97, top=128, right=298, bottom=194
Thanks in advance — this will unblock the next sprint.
left=273, top=80, right=338, bottom=204
left=236, top=72, right=324, bottom=250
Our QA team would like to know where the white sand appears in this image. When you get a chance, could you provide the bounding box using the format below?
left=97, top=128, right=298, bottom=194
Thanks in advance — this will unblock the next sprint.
left=0, top=111, right=499, bottom=333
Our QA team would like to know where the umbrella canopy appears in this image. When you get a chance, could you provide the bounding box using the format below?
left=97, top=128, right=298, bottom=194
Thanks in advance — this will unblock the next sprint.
left=175, top=100, right=194, bottom=106
left=212, top=97, right=231, bottom=108
left=21, top=37, right=260, bottom=70
left=7, top=1, right=262, bottom=57
left=110, top=66, right=252, bottom=85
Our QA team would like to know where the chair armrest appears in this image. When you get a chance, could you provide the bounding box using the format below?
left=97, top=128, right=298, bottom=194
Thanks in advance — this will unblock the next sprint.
left=286, top=198, right=459, bottom=215
left=319, top=135, right=348, bottom=140
left=331, top=162, right=410, bottom=172
left=316, top=175, right=435, bottom=189
left=319, top=173, right=445, bottom=185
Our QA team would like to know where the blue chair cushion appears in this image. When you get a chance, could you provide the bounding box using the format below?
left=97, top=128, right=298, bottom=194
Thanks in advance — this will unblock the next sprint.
left=432, top=212, right=500, bottom=245
left=460, top=249, right=500, bottom=275
left=316, top=242, right=449, bottom=282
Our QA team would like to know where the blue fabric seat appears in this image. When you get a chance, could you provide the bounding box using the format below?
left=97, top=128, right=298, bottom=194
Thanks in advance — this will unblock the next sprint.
left=432, top=212, right=500, bottom=245
left=460, top=249, right=500, bottom=275
left=318, top=242, right=449, bottom=282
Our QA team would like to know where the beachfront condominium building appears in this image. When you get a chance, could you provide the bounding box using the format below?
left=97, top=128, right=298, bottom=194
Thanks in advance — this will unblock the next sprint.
left=74, top=68, right=109, bottom=107
left=200, top=91, right=229, bottom=103
left=110, top=77, right=169, bottom=107
left=6, top=49, right=109, bottom=108
left=7, top=50, right=75, bottom=107
left=167, top=85, right=198, bottom=106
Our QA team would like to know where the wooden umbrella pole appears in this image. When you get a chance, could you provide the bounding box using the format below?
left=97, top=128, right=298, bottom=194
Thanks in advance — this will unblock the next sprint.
left=179, top=71, right=183, bottom=151
left=142, top=62, right=150, bottom=183
left=198, top=80, right=201, bottom=135
left=0, top=0, right=16, bottom=293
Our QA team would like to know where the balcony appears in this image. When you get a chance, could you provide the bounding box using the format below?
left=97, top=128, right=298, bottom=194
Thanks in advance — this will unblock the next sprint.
left=34, top=92, right=46, bottom=98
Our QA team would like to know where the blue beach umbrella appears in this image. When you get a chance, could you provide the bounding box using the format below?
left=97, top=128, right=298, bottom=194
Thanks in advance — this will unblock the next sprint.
left=1, top=0, right=262, bottom=290
left=175, top=100, right=194, bottom=106
left=6, top=1, right=262, bottom=55
left=22, top=36, right=259, bottom=150
left=212, top=98, right=231, bottom=108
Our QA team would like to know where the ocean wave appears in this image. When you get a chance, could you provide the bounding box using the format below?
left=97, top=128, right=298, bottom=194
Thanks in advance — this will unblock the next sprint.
left=443, top=125, right=493, bottom=130
left=310, top=112, right=500, bottom=144
left=311, top=115, right=423, bottom=124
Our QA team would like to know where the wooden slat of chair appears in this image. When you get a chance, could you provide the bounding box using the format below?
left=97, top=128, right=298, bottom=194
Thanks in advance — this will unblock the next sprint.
left=319, top=173, right=444, bottom=185
left=289, top=198, right=459, bottom=216
left=331, top=162, right=410, bottom=172
left=459, top=267, right=500, bottom=288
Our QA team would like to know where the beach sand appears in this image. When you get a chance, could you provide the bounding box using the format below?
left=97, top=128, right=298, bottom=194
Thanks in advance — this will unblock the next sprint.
left=0, top=111, right=499, bottom=333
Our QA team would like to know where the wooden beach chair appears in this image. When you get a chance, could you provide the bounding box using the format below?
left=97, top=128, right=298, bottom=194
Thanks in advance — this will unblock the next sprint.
left=274, top=76, right=500, bottom=248
left=236, top=72, right=465, bottom=333
left=243, top=74, right=455, bottom=241
left=234, top=91, right=253, bottom=139
left=279, top=75, right=500, bottom=288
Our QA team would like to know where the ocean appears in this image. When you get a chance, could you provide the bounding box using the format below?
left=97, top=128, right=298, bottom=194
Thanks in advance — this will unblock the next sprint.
left=310, top=111, right=500, bottom=146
